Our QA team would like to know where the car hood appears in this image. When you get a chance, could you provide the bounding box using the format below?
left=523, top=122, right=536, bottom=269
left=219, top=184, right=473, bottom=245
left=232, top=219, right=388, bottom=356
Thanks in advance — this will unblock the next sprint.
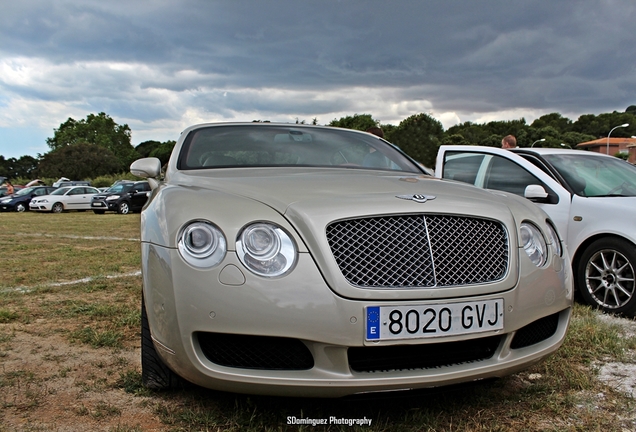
left=169, top=168, right=513, bottom=217
left=168, top=167, right=522, bottom=254
left=158, top=168, right=545, bottom=300
left=1, top=194, right=25, bottom=202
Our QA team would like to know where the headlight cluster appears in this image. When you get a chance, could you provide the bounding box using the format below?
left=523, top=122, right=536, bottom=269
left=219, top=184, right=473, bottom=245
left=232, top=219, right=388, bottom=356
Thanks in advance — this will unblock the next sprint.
left=237, top=223, right=297, bottom=277
left=178, top=220, right=297, bottom=277
left=178, top=221, right=227, bottom=268
left=106, top=195, right=120, bottom=201
left=520, top=222, right=548, bottom=267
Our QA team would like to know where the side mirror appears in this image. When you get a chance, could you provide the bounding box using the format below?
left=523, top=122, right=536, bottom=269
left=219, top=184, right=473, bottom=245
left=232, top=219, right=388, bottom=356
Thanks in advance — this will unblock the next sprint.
left=524, top=184, right=549, bottom=202
left=130, top=158, right=161, bottom=190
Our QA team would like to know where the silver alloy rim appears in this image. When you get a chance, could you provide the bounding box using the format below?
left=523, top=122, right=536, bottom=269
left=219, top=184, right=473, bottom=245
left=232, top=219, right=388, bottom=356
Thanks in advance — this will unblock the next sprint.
left=585, top=248, right=636, bottom=309
left=120, top=203, right=129, bottom=214
left=16, top=203, right=25, bottom=212
left=53, top=203, right=62, bottom=213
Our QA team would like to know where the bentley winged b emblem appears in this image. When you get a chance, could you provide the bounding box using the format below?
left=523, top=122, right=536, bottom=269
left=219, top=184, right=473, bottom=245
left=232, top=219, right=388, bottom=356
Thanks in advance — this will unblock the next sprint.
left=396, top=194, right=436, bottom=203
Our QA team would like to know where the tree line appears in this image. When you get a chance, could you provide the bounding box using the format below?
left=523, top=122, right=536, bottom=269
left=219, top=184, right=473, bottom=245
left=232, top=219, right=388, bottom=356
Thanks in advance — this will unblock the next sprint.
left=2, top=106, right=636, bottom=182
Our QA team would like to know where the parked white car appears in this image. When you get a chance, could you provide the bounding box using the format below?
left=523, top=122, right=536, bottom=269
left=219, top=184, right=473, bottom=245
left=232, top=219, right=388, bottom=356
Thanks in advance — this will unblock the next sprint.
left=436, top=146, right=636, bottom=316
left=30, top=186, right=101, bottom=213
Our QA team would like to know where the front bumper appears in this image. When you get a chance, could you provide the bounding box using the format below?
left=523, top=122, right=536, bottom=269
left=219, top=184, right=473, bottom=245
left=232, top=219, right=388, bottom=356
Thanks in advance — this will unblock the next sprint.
left=142, top=243, right=572, bottom=397
left=91, top=199, right=118, bottom=211
left=30, top=203, right=52, bottom=211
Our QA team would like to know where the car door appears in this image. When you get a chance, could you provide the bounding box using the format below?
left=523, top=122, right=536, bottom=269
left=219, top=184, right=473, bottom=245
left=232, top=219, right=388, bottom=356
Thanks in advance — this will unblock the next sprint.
left=131, top=183, right=150, bottom=210
left=80, top=187, right=99, bottom=210
left=65, top=187, right=83, bottom=210
left=436, top=146, right=572, bottom=242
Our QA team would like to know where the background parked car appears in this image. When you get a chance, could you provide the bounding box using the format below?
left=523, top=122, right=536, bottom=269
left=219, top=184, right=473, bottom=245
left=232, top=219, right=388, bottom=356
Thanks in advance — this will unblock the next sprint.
left=30, top=186, right=101, bottom=213
left=0, top=186, right=57, bottom=212
left=436, top=145, right=636, bottom=316
left=90, top=181, right=151, bottom=214
left=52, top=177, right=92, bottom=188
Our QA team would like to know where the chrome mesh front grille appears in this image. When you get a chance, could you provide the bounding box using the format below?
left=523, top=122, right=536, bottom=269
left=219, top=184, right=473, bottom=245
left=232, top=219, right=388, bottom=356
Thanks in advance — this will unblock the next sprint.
left=326, top=215, right=508, bottom=288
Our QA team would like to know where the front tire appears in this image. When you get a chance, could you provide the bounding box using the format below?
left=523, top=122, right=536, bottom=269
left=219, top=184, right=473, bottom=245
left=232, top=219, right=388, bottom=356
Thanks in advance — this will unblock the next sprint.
left=141, top=295, right=182, bottom=390
left=118, top=201, right=130, bottom=215
left=15, top=203, right=26, bottom=212
left=52, top=202, right=64, bottom=213
left=577, top=238, right=636, bottom=316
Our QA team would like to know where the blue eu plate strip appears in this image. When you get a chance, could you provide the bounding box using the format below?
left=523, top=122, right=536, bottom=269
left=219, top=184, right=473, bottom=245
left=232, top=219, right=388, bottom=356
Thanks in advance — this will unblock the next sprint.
left=366, top=306, right=380, bottom=340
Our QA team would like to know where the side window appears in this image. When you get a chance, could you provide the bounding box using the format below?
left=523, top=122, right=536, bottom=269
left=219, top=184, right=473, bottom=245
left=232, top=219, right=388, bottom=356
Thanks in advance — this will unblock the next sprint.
left=484, top=155, right=543, bottom=196
left=442, top=152, right=486, bottom=185
left=518, top=154, right=559, bottom=181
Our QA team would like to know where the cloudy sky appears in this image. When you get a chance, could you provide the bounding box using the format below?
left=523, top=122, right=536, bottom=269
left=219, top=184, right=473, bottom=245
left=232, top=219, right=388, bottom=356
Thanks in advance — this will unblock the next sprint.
left=1, top=0, right=635, bottom=159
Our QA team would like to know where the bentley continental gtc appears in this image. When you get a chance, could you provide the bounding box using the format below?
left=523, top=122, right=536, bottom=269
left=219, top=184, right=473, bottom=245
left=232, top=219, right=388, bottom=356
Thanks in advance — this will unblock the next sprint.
left=131, top=123, right=572, bottom=397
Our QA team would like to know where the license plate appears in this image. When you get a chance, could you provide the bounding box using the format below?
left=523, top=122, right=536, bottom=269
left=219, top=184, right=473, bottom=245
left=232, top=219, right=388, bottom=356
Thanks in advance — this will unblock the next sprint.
left=92, top=202, right=104, bottom=207
left=366, top=299, right=504, bottom=341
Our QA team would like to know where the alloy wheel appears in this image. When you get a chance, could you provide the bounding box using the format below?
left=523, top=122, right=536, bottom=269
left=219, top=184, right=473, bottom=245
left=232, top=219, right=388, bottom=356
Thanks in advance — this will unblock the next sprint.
left=585, top=248, right=636, bottom=310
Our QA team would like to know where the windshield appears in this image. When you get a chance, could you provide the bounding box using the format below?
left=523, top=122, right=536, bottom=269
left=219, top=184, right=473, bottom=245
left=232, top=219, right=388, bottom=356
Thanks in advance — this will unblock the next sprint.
left=15, top=187, right=36, bottom=196
left=544, top=153, right=636, bottom=197
left=177, top=125, right=423, bottom=173
left=105, top=183, right=134, bottom=193
left=51, top=187, right=71, bottom=196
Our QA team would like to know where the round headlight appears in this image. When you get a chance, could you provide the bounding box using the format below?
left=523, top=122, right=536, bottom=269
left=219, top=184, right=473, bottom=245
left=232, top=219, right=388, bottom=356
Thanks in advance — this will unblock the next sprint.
left=237, top=223, right=297, bottom=277
left=545, top=221, right=563, bottom=257
left=178, top=221, right=226, bottom=268
left=520, top=222, right=548, bottom=267
left=242, top=224, right=281, bottom=260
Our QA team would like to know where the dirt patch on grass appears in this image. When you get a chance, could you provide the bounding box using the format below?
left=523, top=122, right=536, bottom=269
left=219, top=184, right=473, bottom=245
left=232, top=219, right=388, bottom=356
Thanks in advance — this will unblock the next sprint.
left=0, top=329, right=162, bottom=431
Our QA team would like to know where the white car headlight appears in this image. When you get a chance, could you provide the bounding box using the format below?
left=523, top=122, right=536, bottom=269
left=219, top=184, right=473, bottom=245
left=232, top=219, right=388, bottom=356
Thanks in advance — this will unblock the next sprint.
left=520, top=222, right=548, bottom=267
left=1, top=198, right=11, bottom=204
left=545, top=221, right=563, bottom=257
left=106, top=195, right=120, bottom=201
left=237, top=223, right=297, bottom=277
left=178, top=221, right=227, bottom=268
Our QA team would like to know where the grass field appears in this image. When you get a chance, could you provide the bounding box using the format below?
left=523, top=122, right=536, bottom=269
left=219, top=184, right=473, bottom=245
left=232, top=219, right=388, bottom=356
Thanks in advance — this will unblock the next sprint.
left=1, top=211, right=636, bottom=431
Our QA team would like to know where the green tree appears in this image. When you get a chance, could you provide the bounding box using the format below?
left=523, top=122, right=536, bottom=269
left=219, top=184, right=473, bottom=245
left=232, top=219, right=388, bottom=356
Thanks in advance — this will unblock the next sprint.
left=530, top=113, right=573, bottom=133
left=445, top=122, right=487, bottom=145
left=0, top=155, right=39, bottom=180
left=135, top=140, right=162, bottom=158
left=329, top=114, right=378, bottom=131
left=38, top=142, right=122, bottom=179
left=440, top=134, right=472, bottom=146
left=572, top=112, right=635, bottom=138
left=46, top=112, right=137, bottom=171
left=480, top=134, right=505, bottom=148
left=390, top=113, right=443, bottom=168
left=561, top=131, right=596, bottom=148
left=380, top=123, right=398, bottom=141
left=149, top=140, right=176, bottom=166
left=445, top=119, right=528, bottom=146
